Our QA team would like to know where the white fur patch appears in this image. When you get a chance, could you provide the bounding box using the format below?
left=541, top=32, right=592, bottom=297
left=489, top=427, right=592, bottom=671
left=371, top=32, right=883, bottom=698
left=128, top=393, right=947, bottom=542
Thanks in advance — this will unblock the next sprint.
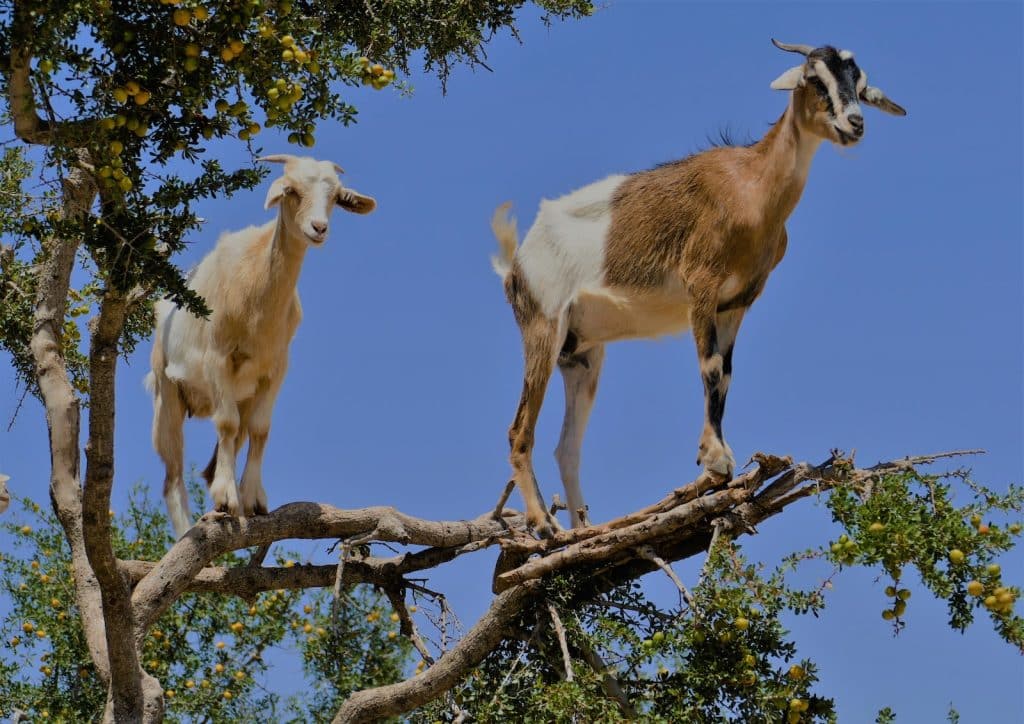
left=839, top=49, right=854, bottom=60
left=516, top=174, right=627, bottom=318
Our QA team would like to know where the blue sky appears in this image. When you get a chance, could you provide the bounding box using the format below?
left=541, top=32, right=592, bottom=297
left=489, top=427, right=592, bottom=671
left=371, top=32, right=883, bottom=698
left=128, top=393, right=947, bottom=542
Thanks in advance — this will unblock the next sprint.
left=2, top=0, right=1022, bottom=719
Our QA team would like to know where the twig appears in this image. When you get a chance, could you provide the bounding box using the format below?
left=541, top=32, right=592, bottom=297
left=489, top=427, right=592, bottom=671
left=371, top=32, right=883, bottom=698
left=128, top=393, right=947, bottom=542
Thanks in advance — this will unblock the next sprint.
left=638, top=545, right=695, bottom=611
left=492, top=479, right=516, bottom=520
left=546, top=601, right=574, bottom=682
left=386, top=587, right=435, bottom=665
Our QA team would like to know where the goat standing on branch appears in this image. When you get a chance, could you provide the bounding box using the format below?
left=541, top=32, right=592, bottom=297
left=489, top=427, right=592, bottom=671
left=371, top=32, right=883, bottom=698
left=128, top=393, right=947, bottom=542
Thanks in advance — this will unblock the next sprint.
left=146, top=155, right=377, bottom=538
left=492, top=40, right=906, bottom=535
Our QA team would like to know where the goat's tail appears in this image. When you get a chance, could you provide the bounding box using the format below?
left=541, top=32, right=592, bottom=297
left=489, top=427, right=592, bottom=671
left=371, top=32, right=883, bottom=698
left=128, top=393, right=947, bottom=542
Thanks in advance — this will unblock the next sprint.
left=490, top=201, right=519, bottom=279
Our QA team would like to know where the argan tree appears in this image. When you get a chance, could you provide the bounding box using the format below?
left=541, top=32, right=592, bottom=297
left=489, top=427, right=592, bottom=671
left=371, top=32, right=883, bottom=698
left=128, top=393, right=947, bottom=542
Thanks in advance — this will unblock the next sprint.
left=0, top=1, right=1021, bottom=722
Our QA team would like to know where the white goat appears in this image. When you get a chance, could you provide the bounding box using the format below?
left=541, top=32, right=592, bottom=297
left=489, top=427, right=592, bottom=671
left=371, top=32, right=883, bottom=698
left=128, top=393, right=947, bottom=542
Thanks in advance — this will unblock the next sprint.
left=147, top=155, right=376, bottom=537
left=492, top=40, right=905, bottom=535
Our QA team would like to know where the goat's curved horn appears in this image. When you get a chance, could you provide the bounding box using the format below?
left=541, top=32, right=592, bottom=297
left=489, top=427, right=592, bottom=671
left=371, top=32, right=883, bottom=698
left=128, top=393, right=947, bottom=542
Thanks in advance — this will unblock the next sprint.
left=256, top=154, right=297, bottom=165
left=332, top=163, right=345, bottom=175
left=771, top=39, right=815, bottom=56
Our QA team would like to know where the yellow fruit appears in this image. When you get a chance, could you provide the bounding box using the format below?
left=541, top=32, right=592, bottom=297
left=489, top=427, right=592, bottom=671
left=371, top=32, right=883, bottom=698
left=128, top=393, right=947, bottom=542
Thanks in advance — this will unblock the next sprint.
left=282, top=49, right=294, bottom=62
left=125, top=80, right=140, bottom=95
left=893, top=600, right=907, bottom=616
left=881, top=610, right=895, bottom=621
left=39, top=59, right=55, bottom=73
left=22, top=622, right=34, bottom=633
left=279, top=2, right=292, bottom=15
left=223, top=690, right=232, bottom=700
left=280, top=35, right=295, bottom=47
left=301, top=132, right=315, bottom=147
left=388, top=631, right=397, bottom=639
left=193, top=6, right=209, bottom=20
left=115, top=114, right=127, bottom=126
left=166, top=690, right=175, bottom=698
left=134, top=91, right=151, bottom=105
left=185, top=680, right=194, bottom=688
left=259, top=24, right=273, bottom=38
left=234, top=670, right=245, bottom=680
left=112, top=88, right=129, bottom=103
left=284, top=559, right=295, bottom=568
left=183, top=57, right=199, bottom=72
left=743, top=654, right=756, bottom=667
left=201, top=679, right=210, bottom=688
left=409, top=605, right=417, bottom=613
left=118, top=177, right=132, bottom=192
left=173, top=9, right=191, bottom=26
left=247, top=122, right=260, bottom=135
left=390, top=612, right=400, bottom=623
left=897, top=589, right=911, bottom=601
left=215, top=663, right=225, bottom=673
left=789, top=664, right=805, bottom=680
left=734, top=617, right=749, bottom=630
left=978, top=524, right=990, bottom=535
left=109, top=139, right=124, bottom=155
left=868, top=522, right=885, bottom=533
left=36, top=630, right=46, bottom=638
left=10, top=636, right=20, bottom=645
left=51, top=598, right=61, bottom=608
left=984, top=595, right=998, bottom=610
left=948, top=549, right=965, bottom=565
left=221, top=48, right=235, bottom=62
left=202, top=126, right=214, bottom=140
left=229, top=39, right=244, bottom=54
left=967, top=580, right=985, bottom=596
left=185, top=43, right=200, bottom=57
left=303, top=623, right=313, bottom=633
left=370, top=63, right=384, bottom=77
left=100, top=117, right=116, bottom=130
left=230, top=622, right=243, bottom=633
left=215, top=99, right=229, bottom=113
left=216, top=641, right=225, bottom=649
left=986, top=564, right=1001, bottom=576
left=789, top=699, right=803, bottom=711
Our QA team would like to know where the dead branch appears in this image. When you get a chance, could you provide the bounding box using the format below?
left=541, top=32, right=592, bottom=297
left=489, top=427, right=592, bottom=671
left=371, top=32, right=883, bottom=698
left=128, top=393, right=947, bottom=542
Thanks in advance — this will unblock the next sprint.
left=546, top=602, right=574, bottom=682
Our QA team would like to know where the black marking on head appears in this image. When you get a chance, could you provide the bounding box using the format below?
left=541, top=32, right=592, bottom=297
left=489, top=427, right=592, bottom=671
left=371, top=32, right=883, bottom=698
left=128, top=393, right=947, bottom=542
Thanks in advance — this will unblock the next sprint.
left=808, top=45, right=864, bottom=113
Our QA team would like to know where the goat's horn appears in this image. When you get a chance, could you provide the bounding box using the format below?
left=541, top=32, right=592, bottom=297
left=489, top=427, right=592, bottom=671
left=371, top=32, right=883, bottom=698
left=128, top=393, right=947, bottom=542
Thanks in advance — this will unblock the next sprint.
left=771, top=39, right=815, bottom=56
left=256, top=154, right=296, bottom=165
left=332, top=163, right=345, bottom=175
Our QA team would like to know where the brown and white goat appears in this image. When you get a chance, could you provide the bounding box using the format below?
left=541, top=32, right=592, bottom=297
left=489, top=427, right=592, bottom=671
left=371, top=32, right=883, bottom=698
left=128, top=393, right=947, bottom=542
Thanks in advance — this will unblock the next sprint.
left=492, top=40, right=906, bottom=535
left=147, top=155, right=376, bottom=537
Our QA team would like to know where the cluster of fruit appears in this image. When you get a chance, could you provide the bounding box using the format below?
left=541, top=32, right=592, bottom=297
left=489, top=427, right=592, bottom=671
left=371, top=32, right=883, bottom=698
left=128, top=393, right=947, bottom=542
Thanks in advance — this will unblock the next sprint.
left=111, top=80, right=151, bottom=106
left=168, top=2, right=210, bottom=27
left=880, top=585, right=912, bottom=621
left=828, top=533, right=858, bottom=565
left=357, top=57, right=395, bottom=89
left=965, top=563, right=1017, bottom=615
left=786, top=697, right=810, bottom=723
left=96, top=150, right=133, bottom=193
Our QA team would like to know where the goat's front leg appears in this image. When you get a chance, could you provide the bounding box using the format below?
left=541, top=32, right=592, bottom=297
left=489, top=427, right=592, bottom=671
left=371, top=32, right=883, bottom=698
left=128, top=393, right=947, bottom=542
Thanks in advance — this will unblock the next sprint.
left=690, top=291, right=736, bottom=478
left=209, top=379, right=242, bottom=518
left=239, top=373, right=284, bottom=517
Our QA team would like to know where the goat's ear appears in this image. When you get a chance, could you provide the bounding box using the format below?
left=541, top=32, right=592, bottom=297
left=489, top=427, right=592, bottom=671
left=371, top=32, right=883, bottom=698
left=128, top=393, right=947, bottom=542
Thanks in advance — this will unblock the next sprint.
left=264, top=177, right=291, bottom=209
left=770, top=65, right=805, bottom=90
left=337, top=188, right=376, bottom=214
left=860, top=85, right=907, bottom=116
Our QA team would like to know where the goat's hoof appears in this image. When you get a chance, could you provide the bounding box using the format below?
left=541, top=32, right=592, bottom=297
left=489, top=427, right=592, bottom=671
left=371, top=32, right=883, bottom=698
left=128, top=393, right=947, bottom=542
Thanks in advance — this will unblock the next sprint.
left=200, top=510, right=232, bottom=525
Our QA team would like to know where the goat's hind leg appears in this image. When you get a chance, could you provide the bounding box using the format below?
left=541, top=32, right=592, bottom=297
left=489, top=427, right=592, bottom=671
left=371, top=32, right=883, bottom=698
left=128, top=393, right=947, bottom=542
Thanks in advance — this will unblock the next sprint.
left=152, top=377, right=191, bottom=537
left=508, top=314, right=565, bottom=537
left=555, top=342, right=605, bottom=528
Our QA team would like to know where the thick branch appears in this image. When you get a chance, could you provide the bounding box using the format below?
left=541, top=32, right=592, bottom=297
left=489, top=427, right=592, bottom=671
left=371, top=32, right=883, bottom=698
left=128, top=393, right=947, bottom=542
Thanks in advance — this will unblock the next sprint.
left=131, top=506, right=522, bottom=634
left=82, top=290, right=153, bottom=722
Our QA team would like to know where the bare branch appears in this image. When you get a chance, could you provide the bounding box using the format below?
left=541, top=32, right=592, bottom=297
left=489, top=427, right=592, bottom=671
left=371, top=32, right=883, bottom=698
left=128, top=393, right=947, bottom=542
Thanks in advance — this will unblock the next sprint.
left=546, top=602, right=574, bottom=682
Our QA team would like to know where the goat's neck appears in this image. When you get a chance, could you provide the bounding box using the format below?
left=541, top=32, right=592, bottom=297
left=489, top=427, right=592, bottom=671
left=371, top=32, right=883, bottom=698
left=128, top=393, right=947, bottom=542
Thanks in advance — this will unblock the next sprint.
left=750, top=95, right=822, bottom=222
left=263, top=215, right=308, bottom=302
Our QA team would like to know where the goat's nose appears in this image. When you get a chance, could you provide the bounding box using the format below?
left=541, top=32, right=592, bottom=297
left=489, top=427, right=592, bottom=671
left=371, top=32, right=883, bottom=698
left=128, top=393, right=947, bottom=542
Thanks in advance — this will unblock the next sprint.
left=848, top=114, right=864, bottom=134
left=311, top=220, right=328, bottom=235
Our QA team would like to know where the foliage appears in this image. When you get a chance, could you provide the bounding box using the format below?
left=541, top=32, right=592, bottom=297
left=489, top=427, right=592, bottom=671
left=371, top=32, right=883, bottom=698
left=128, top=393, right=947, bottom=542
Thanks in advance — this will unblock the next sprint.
left=0, top=480, right=411, bottom=722
left=412, top=469, right=1022, bottom=722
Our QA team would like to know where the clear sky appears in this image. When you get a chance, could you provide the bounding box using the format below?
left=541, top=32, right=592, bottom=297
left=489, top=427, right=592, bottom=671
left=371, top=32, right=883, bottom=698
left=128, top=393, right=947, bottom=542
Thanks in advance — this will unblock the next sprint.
left=2, top=1, right=1022, bottom=720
